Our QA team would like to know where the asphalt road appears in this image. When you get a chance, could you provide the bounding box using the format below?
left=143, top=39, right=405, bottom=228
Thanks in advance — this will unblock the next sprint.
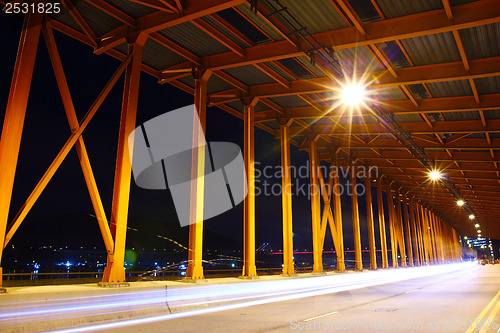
left=2, top=262, right=499, bottom=333
left=102, top=263, right=500, bottom=333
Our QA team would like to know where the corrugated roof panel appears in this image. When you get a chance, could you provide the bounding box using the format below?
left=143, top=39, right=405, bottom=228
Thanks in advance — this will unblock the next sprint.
left=174, top=75, right=235, bottom=95
left=400, top=32, right=461, bottom=66
left=336, top=46, right=384, bottom=74
left=426, top=80, right=472, bottom=97
left=443, top=111, right=480, bottom=121
left=450, top=0, right=479, bottom=4
left=375, top=0, right=442, bottom=19
left=106, top=0, right=156, bottom=18
left=393, top=114, right=422, bottom=122
left=255, top=101, right=271, bottom=111
left=141, top=39, right=187, bottom=70
left=474, top=76, right=500, bottom=95
left=264, top=61, right=295, bottom=82
left=369, top=86, right=406, bottom=101
left=201, top=16, right=250, bottom=48
left=259, top=0, right=349, bottom=35
left=207, top=76, right=236, bottom=95
left=74, top=0, right=123, bottom=36
left=235, top=4, right=285, bottom=42
left=177, top=75, right=195, bottom=89
left=459, top=23, right=500, bottom=59
left=160, top=22, right=230, bottom=57
left=268, top=95, right=312, bottom=108
left=225, top=101, right=245, bottom=113
left=51, top=9, right=81, bottom=33
left=262, top=119, right=281, bottom=130
left=295, top=55, right=328, bottom=78
left=483, top=109, right=500, bottom=120
left=223, top=65, right=277, bottom=86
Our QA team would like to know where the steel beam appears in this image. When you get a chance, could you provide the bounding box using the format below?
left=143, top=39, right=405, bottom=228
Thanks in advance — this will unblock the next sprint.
left=402, top=196, right=413, bottom=266
left=364, top=177, right=377, bottom=269
left=242, top=97, right=257, bottom=277
left=186, top=69, right=212, bottom=280
left=376, top=179, right=388, bottom=268
left=0, top=12, right=42, bottom=291
left=203, top=0, right=500, bottom=71
left=102, top=34, right=147, bottom=284
left=279, top=119, right=294, bottom=275
left=350, top=168, right=363, bottom=270
left=308, top=138, right=323, bottom=273
left=43, top=23, right=114, bottom=257
left=332, top=156, right=345, bottom=271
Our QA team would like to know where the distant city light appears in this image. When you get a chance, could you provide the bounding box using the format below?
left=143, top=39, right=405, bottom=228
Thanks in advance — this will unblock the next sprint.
left=457, top=200, right=464, bottom=206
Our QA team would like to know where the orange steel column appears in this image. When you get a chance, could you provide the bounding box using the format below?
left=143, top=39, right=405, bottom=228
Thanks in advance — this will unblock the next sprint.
left=376, top=179, right=388, bottom=268
left=186, top=68, right=212, bottom=280
left=103, top=35, right=147, bottom=284
left=0, top=12, right=42, bottom=292
left=402, top=196, right=413, bottom=266
left=409, top=198, right=420, bottom=265
left=420, top=205, right=431, bottom=265
left=333, top=155, right=345, bottom=271
left=242, top=98, right=258, bottom=277
left=394, top=191, right=406, bottom=267
left=308, top=138, right=323, bottom=273
left=386, top=186, right=398, bottom=267
left=279, top=119, right=294, bottom=275
left=364, top=177, right=377, bottom=269
left=350, top=168, right=363, bottom=270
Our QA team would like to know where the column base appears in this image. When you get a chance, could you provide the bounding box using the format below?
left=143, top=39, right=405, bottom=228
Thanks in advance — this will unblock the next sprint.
left=182, top=277, right=208, bottom=284
left=239, top=275, right=259, bottom=280
left=98, top=282, right=130, bottom=288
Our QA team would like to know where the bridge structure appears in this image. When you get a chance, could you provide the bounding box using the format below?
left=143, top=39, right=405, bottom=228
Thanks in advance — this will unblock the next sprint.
left=1, top=0, right=499, bottom=291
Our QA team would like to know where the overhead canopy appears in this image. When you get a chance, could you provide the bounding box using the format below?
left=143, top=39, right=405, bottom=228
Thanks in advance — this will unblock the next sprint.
left=39, top=0, right=500, bottom=238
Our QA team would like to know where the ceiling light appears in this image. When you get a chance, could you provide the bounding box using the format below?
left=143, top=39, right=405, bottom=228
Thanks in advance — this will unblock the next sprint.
left=469, top=214, right=475, bottom=220
left=457, top=200, right=464, bottom=206
left=429, top=170, right=442, bottom=181
left=475, top=224, right=480, bottom=228
left=341, top=84, right=366, bottom=106
left=477, top=230, right=481, bottom=233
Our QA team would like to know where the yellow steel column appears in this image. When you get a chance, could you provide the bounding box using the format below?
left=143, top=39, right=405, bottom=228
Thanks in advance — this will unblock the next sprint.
left=279, top=119, right=294, bottom=275
left=402, top=196, right=413, bottom=266
left=333, top=155, right=345, bottom=271
left=409, top=198, right=420, bottom=265
left=350, top=167, right=363, bottom=270
left=186, top=68, right=212, bottom=280
left=242, top=97, right=258, bottom=277
left=0, top=12, right=42, bottom=291
left=429, top=210, right=438, bottom=264
left=308, top=138, right=323, bottom=273
left=416, top=204, right=426, bottom=265
left=376, top=179, right=388, bottom=268
left=103, top=34, right=147, bottom=284
left=394, top=190, right=407, bottom=267
left=364, top=177, right=377, bottom=269
left=421, top=206, right=431, bottom=265
left=424, top=208, right=435, bottom=264
left=386, top=186, right=398, bottom=267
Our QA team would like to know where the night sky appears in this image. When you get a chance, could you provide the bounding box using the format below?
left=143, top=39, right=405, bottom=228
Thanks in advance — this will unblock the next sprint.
left=0, top=15, right=380, bottom=259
